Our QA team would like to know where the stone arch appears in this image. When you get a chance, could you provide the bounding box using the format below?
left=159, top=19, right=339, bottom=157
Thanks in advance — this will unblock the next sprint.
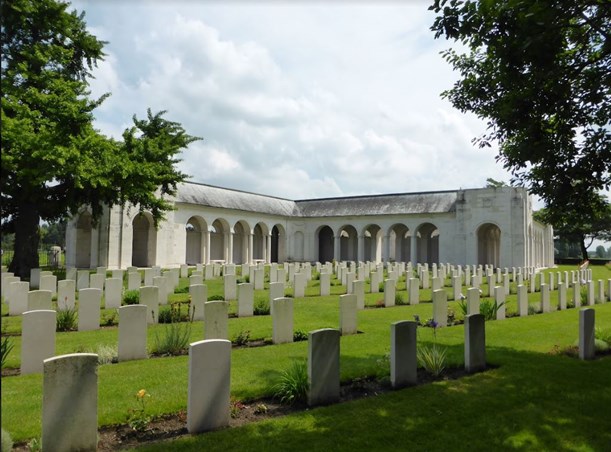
left=317, top=225, right=334, bottom=263
left=210, top=218, right=229, bottom=261
left=362, top=224, right=382, bottom=262
left=271, top=224, right=286, bottom=263
left=185, top=216, right=207, bottom=265
left=132, top=212, right=156, bottom=267
left=477, top=223, right=501, bottom=267
left=388, top=223, right=410, bottom=263
left=338, top=225, right=358, bottom=261
left=75, top=212, right=92, bottom=268
left=416, top=222, right=439, bottom=265
left=232, top=220, right=250, bottom=264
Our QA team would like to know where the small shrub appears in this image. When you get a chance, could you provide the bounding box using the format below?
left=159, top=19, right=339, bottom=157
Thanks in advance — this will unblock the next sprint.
left=56, top=307, right=78, bottom=332
left=293, top=330, right=308, bottom=342
left=174, top=285, right=189, bottom=294
left=208, top=294, right=224, bottom=301
left=379, top=283, right=385, bottom=292
left=595, top=327, right=611, bottom=346
left=395, top=292, right=407, bottom=305
left=1, top=336, right=14, bottom=368
left=1, top=428, right=13, bottom=452
left=101, top=310, right=118, bottom=327
left=243, top=275, right=250, bottom=283
left=457, top=298, right=468, bottom=316
left=230, top=397, right=246, bottom=418
left=152, top=311, right=192, bottom=356
left=271, top=359, right=308, bottom=405
left=375, top=299, right=385, bottom=308
left=232, top=329, right=251, bottom=346
left=254, top=403, right=268, bottom=414
left=528, top=303, right=541, bottom=315
left=480, top=299, right=504, bottom=321
left=123, top=290, right=140, bottom=305
left=418, top=344, right=447, bottom=377
left=254, top=298, right=270, bottom=316
left=97, top=344, right=118, bottom=365
left=159, top=302, right=191, bottom=324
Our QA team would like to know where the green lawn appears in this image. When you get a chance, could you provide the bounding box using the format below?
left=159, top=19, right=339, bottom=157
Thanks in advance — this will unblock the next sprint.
left=1, top=264, right=610, bottom=450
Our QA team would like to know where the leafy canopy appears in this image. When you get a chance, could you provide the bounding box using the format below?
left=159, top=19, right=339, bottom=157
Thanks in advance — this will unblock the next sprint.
left=429, top=0, right=610, bottom=214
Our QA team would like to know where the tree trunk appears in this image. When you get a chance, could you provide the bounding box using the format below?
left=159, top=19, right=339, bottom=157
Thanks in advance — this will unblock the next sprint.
left=579, top=234, right=589, bottom=262
left=8, top=203, right=40, bottom=278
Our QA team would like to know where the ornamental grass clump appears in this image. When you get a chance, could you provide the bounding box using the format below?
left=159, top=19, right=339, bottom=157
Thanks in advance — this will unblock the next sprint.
left=56, top=307, right=77, bottom=332
left=152, top=303, right=192, bottom=356
left=480, top=299, right=504, bottom=321
left=415, top=315, right=447, bottom=378
left=270, top=359, right=308, bottom=405
left=1, top=336, right=14, bottom=369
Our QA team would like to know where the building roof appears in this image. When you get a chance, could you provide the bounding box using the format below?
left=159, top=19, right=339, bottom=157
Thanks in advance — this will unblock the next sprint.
left=175, top=182, right=458, bottom=217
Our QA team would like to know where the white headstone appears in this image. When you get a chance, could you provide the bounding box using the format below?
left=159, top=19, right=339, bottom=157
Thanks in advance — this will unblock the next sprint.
left=384, top=279, right=396, bottom=307
left=28, top=289, right=52, bottom=311
left=464, top=313, right=486, bottom=373
left=39, top=274, right=57, bottom=296
left=517, top=284, right=528, bottom=316
left=127, top=271, right=141, bottom=291
left=21, top=309, right=56, bottom=374
left=224, top=274, right=237, bottom=301
left=204, top=301, right=228, bottom=340
left=8, top=281, right=28, bottom=316
left=189, top=284, right=207, bottom=321
left=579, top=308, right=595, bottom=360
left=78, top=288, right=101, bottom=331
left=432, top=289, right=448, bottom=327
left=140, top=286, right=159, bottom=324
left=353, top=280, right=365, bottom=310
left=308, top=328, right=340, bottom=406
left=238, top=283, right=254, bottom=317
left=319, top=273, right=330, bottom=296
left=272, top=297, right=294, bottom=344
left=118, top=305, right=148, bottom=361
left=494, top=286, right=506, bottom=320
left=409, top=278, right=419, bottom=305
left=390, top=320, right=417, bottom=388
left=57, top=279, right=76, bottom=311
left=339, top=294, right=357, bottom=335
left=104, top=278, right=123, bottom=309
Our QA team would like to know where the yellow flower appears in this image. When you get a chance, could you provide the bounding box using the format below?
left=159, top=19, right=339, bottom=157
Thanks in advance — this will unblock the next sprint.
left=137, top=389, right=147, bottom=399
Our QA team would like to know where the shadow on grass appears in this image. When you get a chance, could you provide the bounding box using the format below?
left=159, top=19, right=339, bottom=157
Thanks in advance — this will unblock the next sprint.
left=138, top=345, right=611, bottom=451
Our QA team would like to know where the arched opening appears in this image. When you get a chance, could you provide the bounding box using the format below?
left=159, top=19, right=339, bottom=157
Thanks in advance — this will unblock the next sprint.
left=75, top=212, right=92, bottom=268
left=132, top=213, right=156, bottom=267
left=271, top=224, right=286, bottom=263
left=253, top=223, right=265, bottom=261
left=339, top=225, right=358, bottom=261
left=210, top=219, right=227, bottom=261
left=416, top=223, right=439, bottom=265
left=477, top=223, right=501, bottom=267
left=232, top=221, right=247, bottom=264
left=389, top=224, right=410, bottom=262
left=185, top=217, right=206, bottom=265
left=363, top=224, right=381, bottom=262
left=317, top=226, right=334, bottom=263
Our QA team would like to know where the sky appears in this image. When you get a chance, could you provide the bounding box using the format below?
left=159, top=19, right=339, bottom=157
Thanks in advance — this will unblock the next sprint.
left=72, top=0, right=518, bottom=202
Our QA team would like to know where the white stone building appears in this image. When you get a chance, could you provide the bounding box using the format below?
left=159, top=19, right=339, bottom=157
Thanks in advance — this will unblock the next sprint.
left=65, top=182, right=554, bottom=269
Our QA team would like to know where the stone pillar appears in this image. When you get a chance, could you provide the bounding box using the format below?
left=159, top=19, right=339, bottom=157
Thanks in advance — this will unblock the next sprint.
left=432, top=289, right=448, bottom=327
left=204, top=229, right=211, bottom=264
left=334, top=235, right=341, bottom=262
left=187, top=339, right=231, bottom=433
left=339, top=294, right=357, bottom=335
left=238, top=283, right=254, bottom=317
left=464, top=313, right=486, bottom=373
left=272, top=297, right=294, bottom=344
left=42, top=353, right=98, bottom=451
left=204, top=301, right=228, bottom=340
left=579, top=308, right=595, bottom=360
left=410, top=234, right=417, bottom=265
left=390, top=320, right=417, bottom=388
left=357, top=235, right=365, bottom=262
left=381, top=234, right=390, bottom=263
left=266, top=233, right=272, bottom=264
left=118, top=305, right=148, bottom=361
left=308, top=328, right=340, bottom=406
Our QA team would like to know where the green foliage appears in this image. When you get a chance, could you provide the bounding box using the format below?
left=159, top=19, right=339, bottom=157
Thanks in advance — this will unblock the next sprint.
left=1, top=428, right=13, bottom=452
left=293, top=330, right=308, bottom=342
left=271, top=359, right=309, bottom=405
left=232, top=330, right=251, bottom=346
left=56, top=307, right=78, bottom=332
left=96, top=344, right=118, bottom=365
left=0, top=0, right=200, bottom=277
left=595, top=327, right=611, bottom=346
left=101, top=310, right=118, bottom=327
left=152, top=309, right=192, bottom=356
left=127, top=389, right=151, bottom=432
left=208, top=294, right=225, bottom=301
left=158, top=303, right=190, bottom=324
left=123, top=290, right=140, bottom=305
left=1, top=336, right=15, bottom=368
left=418, top=344, right=447, bottom=377
left=480, top=299, right=505, bottom=321
left=230, top=397, right=246, bottom=419
left=395, top=292, right=407, bottom=305
left=254, top=297, right=270, bottom=316
left=430, top=0, right=610, bottom=255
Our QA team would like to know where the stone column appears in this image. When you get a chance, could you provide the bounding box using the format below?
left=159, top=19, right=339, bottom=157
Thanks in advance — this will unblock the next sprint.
left=266, top=234, right=272, bottom=264
left=248, top=233, right=254, bottom=264
left=410, top=234, right=417, bottom=265
left=187, top=339, right=231, bottom=433
left=204, top=229, right=211, bottom=264
left=42, top=353, right=98, bottom=451
left=227, top=232, right=234, bottom=264
left=334, top=235, right=341, bottom=262
left=390, top=320, right=417, bottom=388
left=357, top=235, right=365, bottom=262
left=381, top=234, right=390, bottom=263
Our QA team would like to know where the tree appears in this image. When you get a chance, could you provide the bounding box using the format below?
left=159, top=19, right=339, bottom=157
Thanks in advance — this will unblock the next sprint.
left=485, top=178, right=509, bottom=188
left=533, top=194, right=611, bottom=260
left=1, top=0, right=200, bottom=277
left=595, top=245, right=606, bottom=258
left=429, top=0, right=610, bottom=231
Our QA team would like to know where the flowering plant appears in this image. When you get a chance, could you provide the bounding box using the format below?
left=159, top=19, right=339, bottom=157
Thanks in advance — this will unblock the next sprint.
left=127, top=389, right=151, bottom=431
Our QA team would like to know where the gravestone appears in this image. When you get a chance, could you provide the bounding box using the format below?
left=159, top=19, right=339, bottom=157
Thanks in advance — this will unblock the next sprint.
left=586, top=280, right=595, bottom=306
left=40, top=274, right=57, bottom=296
left=597, top=280, right=604, bottom=303
left=558, top=282, right=567, bottom=310
left=238, top=283, right=254, bottom=317
left=409, top=278, right=419, bottom=305
left=189, top=284, right=207, bottom=321
left=180, top=264, right=189, bottom=278
left=370, top=271, right=379, bottom=293
left=42, top=353, right=98, bottom=451
left=540, top=283, right=550, bottom=313
left=224, top=274, right=237, bottom=301
left=579, top=308, right=595, bottom=360
left=204, top=264, right=214, bottom=280
left=345, top=272, right=355, bottom=294
left=128, top=272, right=142, bottom=291
left=254, top=268, right=265, bottom=290
left=28, top=290, right=52, bottom=311
left=77, top=270, right=90, bottom=290
left=112, top=269, right=124, bottom=281
left=432, top=276, right=442, bottom=292
left=144, top=268, right=154, bottom=286
left=353, top=280, right=365, bottom=310
left=140, top=286, right=159, bottom=324
left=272, top=297, right=294, bottom=344
left=78, top=288, right=101, bottom=331
left=21, top=310, right=56, bottom=375
left=452, top=275, right=462, bottom=301
left=269, top=282, right=284, bottom=306
left=89, top=273, right=105, bottom=291
left=118, top=305, right=148, bottom=361
left=308, top=328, right=340, bottom=406
left=384, top=279, right=396, bottom=307
left=105, top=278, right=122, bottom=309
left=421, top=271, right=429, bottom=289
left=293, top=273, right=307, bottom=298
left=319, top=272, right=330, bottom=296
left=494, top=286, right=506, bottom=320
left=277, top=268, right=286, bottom=284
left=204, top=301, right=228, bottom=340
left=187, top=339, right=231, bottom=433
left=573, top=279, right=582, bottom=307
left=467, top=287, right=480, bottom=315
left=8, top=281, right=28, bottom=316
left=57, top=279, right=76, bottom=310
left=30, top=268, right=41, bottom=290
left=189, top=274, right=203, bottom=286
left=464, top=313, right=486, bottom=373
left=432, top=289, right=448, bottom=327
left=153, top=275, right=168, bottom=305
left=517, top=285, right=528, bottom=316
left=339, top=294, right=357, bottom=335
left=390, top=320, right=417, bottom=388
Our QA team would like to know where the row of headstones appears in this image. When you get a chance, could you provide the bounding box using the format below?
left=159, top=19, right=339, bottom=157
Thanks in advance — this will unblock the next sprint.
left=18, top=288, right=361, bottom=375
left=37, top=312, right=488, bottom=451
